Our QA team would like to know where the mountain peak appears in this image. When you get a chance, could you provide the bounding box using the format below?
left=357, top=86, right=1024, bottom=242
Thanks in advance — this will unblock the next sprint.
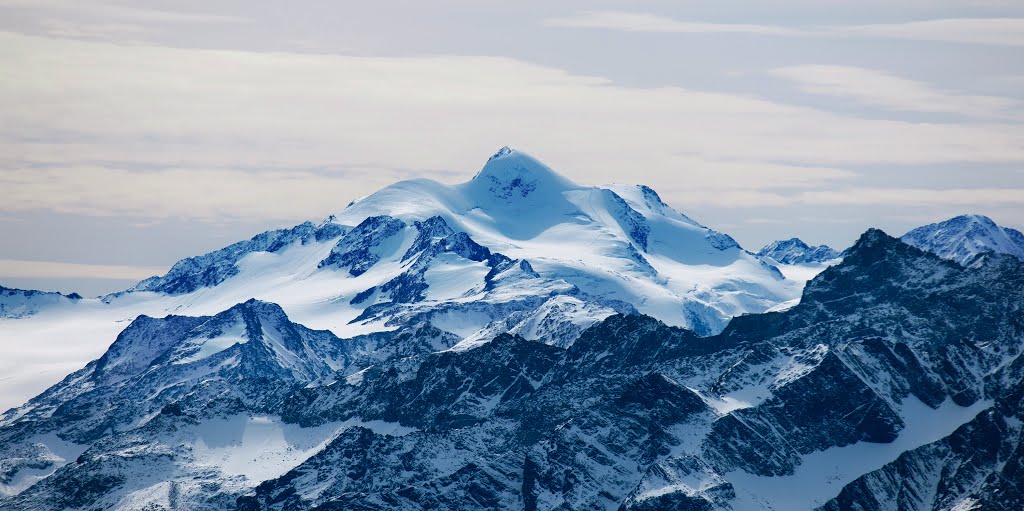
left=939, top=214, right=1001, bottom=233
left=486, top=145, right=514, bottom=163
left=231, top=297, right=286, bottom=317
left=469, top=147, right=576, bottom=201
left=770, top=238, right=811, bottom=251
left=838, top=228, right=916, bottom=267
left=901, top=214, right=1024, bottom=266
left=757, top=237, right=839, bottom=264
left=962, top=213, right=996, bottom=224
left=856, top=228, right=895, bottom=247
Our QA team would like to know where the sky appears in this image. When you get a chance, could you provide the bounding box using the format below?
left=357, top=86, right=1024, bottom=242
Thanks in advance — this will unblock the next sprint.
left=1, top=0, right=1023, bottom=296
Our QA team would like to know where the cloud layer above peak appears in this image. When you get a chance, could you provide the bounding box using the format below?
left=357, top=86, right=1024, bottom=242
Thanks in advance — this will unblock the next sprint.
left=545, top=10, right=1024, bottom=47
left=1, top=0, right=1022, bottom=285
left=2, top=31, right=1022, bottom=224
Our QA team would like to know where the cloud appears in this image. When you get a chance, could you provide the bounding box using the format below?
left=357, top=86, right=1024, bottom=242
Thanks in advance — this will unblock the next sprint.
left=0, top=258, right=166, bottom=280
left=543, top=11, right=798, bottom=35
left=668, top=182, right=1024, bottom=209
left=36, top=18, right=149, bottom=41
left=795, top=187, right=1024, bottom=206
left=1, top=0, right=250, bottom=41
left=0, top=0, right=250, bottom=24
left=770, top=65, right=1022, bottom=119
left=0, top=164, right=423, bottom=221
left=0, top=159, right=857, bottom=222
left=0, top=31, right=1022, bottom=222
left=839, top=18, right=1024, bottom=46
left=544, top=10, right=1024, bottom=47
left=641, top=158, right=857, bottom=209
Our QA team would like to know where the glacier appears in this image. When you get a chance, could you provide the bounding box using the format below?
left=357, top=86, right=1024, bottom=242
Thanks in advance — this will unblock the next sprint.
left=0, top=147, right=803, bottom=411
left=2, top=149, right=1023, bottom=510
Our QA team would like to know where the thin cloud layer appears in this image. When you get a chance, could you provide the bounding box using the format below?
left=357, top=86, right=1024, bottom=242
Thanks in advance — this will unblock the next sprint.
left=841, top=18, right=1024, bottom=47
left=1, top=0, right=1023, bottom=278
left=0, top=259, right=166, bottom=281
left=545, top=10, right=1024, bottom=47
left=770, top=65, right=1023, bottom=119
left=543, top=11, right=799, bottom=35
left=0, top=165, right=411, bottom=221
left=795, top=187, right=1024, bottom=206
left=2, top=32, right=1022, bottom=224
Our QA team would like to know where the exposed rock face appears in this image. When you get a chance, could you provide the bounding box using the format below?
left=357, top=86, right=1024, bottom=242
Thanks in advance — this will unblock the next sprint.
left=317, top=215, right=405, bottom=276
left=818, top=352, right=1024, bottom=511
left=3, top=226, right=1023, bottom=510
left=132, top=221, right=347, bottom=295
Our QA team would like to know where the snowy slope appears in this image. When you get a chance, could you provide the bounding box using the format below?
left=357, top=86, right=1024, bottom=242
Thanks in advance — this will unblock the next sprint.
left=3, top=227, right=1023, bottom=510
left=754, top=238, right=842, bottom=305
left=330, top=147, right=797, bottom=334
left=0, top=147, right=802, bottom=410
left=0, top=286, right=81, bottom=319
left=0, top=299, right=427, bottom=507
left=901, top=214, right=1024, bottom=267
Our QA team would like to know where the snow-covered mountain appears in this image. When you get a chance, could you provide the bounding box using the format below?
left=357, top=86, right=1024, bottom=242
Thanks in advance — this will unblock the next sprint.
left=0, top=147, right=802, bottom=411
left=3, top=228, right=1022, bottom=510
left=755, top=238, right=841, bottom=295
left=129, top=145, right=795, bottom=336
left=901, top=214, right=1024, bottom=267
left=3, top=147, right=1022, bottom=510
left=0, top=286, right=81, bottom=319
left=757, top=238, right=840, bottom=264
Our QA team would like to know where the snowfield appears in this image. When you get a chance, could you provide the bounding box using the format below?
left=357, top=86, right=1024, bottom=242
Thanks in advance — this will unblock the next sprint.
left=3, top=149, right=1022, bottom=511
left=0, top=147, right=805, bottom=411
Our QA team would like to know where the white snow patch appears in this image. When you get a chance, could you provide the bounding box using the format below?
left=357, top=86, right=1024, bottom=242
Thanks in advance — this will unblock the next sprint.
left=173, top=321, right=247, bottom=365
left=422, top=255, right=489, bottom=301
left=773, top=344, right=828, bottom=387
left=950, top=497, right=982, bottom=511
left=0, top=433, right=89, bottom=497
left=446, top=336, right=491, bottom=352
left=726, top=397, right=992, bottom=510
left=190, top=415, right=416, bottom=483
left=774, top=260, right=839, bottom=283
left=765, top=298, right=799, bottom=313
left=115, top=481, right=175, bottom=510
left=430, top=309, right=494, bottom=338
left=345, top=367, right=370, bottom=386
left=696, top=386, right=772, bottom=414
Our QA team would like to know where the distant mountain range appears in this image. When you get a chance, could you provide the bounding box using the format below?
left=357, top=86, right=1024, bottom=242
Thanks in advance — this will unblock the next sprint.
left=756, top=238, right=840, bottom=265
left=0, top=286, right=80, bottom=319
left=1, top=148, right=1022, bottom=511
left=901, top=213, right=1024, bottom=267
